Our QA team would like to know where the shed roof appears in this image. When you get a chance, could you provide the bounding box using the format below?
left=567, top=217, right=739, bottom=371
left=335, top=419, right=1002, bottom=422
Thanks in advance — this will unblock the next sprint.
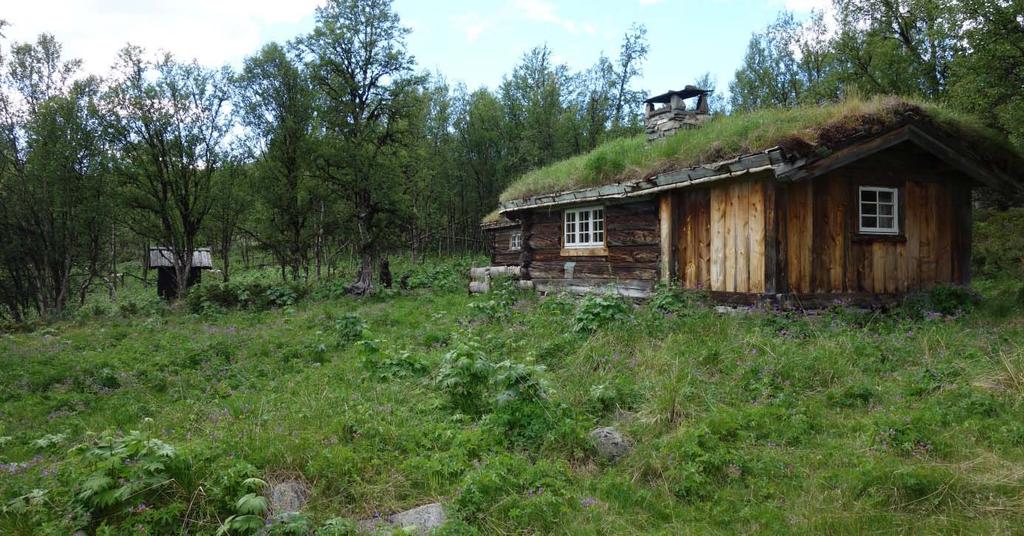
left=644, top=86, right=710, bottom=104
left=147, top=247, right=213, bottom=269
left=481, top=210, right=519, bottom=229
left=497, top=97, right=1024, bottom=212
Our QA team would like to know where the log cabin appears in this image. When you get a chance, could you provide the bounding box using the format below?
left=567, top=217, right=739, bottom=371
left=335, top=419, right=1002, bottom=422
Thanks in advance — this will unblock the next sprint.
left=481, top=94, right=1024, bottom=306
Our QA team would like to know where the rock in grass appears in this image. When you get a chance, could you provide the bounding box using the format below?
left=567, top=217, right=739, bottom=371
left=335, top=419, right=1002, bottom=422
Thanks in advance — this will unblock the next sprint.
left=360, top=503, right=447, bottom=535
left=589, top=427, right=633, bottom=461
left=268, top=480, right=309, bottom=514
left=388, top=503, right=446, bottom=534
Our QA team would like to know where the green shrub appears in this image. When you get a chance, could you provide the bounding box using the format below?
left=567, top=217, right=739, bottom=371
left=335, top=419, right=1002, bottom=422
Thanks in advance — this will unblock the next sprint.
left=973, top=207, right=1024, bottom=277
left=468, top=276, right=521, bottom=321
left=453, top=454, right=576, bottom=533
left=638, top=426, right=739, bottom=502
left=70, top=430, right=186, bottom=530
left=572, top=294, right=632, bottom=333
left=900, top=284, right=979, bottom=318
left=364, top=348, right=430, bottom=380
left=649, top=283, right=707, bottom=314
left=331, top=313, right=368, bottom=345
left=436, top=337, right=493, bottom=415
left=487, top=359, right=552, bottom=444
left=187, top=281, right=307, bottom=313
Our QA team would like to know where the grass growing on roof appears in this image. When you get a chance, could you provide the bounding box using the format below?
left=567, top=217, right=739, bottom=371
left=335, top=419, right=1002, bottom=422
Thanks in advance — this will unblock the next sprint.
left=499, top=96, right=1016, bottom=203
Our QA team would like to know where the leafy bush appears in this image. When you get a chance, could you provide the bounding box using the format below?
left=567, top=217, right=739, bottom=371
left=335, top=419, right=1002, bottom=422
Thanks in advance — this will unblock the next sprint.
left=187, top=281, right=307, bottom=313
left=436, top=337, right=493, bottom=415
left=487, top=359, right=552, bottom=444
left=364, top=348, right=430, bottom=380
left=649, top=283, right=707, bottom=314
left=331, top=313, right=367, bottom=345
left=973, top=208, right=1024, bottom=277
left=900, top=284, right=979, bottom=318
left=217, top=477, right=269, bottom=535
left=468, top=276, right=521, bottom=321
left=637, top=426, right=740, bottom=502
left=572, top=294, right=632, bottom=333
left=71, top=430, right=185, bottom=530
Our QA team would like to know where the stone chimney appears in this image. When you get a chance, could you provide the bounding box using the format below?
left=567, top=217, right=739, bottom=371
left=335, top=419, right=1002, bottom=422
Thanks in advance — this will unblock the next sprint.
left=644, top=85, right=711, bottom=141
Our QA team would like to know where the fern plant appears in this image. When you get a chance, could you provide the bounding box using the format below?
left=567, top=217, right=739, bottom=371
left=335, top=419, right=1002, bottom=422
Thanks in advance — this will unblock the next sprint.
left=217, top=478, right=269, bottom=535
left=73, top=430, right=180, bottom=520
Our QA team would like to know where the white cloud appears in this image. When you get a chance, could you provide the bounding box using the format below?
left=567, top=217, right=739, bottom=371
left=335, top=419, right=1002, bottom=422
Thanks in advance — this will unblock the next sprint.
left=2, top=0, right=323, bottom=75
left=451, top=12, right=492, bottom=43
left=510, top=0, right=596, bottom=36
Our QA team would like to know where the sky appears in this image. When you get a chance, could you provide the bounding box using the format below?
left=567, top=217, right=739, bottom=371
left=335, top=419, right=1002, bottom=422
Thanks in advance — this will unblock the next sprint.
left=1, top=0, right=831, bottom=100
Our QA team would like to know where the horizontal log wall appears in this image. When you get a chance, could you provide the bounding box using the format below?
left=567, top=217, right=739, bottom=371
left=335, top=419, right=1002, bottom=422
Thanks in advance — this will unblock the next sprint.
left=523, top=200, right=660, bottom=296
left=488, top=227, right=521, bottom=266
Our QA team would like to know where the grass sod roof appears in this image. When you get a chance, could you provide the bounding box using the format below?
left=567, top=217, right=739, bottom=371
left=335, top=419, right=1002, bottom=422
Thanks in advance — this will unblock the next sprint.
left=498, top=97, right=1024, bottom=206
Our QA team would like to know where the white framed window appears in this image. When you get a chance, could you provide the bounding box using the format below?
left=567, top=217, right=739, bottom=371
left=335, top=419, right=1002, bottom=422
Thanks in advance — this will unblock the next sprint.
left=563, top=206, right=605, bottom=248
left=509, top=231, right=522, bottom=251
left=859, top=186, right=899, bottom=235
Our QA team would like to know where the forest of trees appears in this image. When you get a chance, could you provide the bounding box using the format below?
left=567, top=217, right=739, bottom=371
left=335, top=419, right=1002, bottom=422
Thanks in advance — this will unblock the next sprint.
left=0, top=0, right=1021, bottom=320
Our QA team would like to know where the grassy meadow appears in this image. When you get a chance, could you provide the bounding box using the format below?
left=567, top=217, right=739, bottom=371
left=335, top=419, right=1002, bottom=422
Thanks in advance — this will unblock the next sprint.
left=2, top=256, right=1024, bottom=534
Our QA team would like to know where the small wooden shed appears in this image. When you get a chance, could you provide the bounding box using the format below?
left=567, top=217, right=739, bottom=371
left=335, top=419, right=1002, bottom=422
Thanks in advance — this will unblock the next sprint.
left=488, top=98, right=1023, bottom=305
left=481, top=213, right=523, bottom=267
left=147, top=247, right=214, bottom=299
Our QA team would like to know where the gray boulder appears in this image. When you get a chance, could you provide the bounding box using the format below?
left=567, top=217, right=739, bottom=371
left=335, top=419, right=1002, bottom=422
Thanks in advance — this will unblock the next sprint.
left=360, top=503, right=447, bottom=535
left=387, top=503, right=446, bottom=534
left=268, top=480, right=309, bottom=514
left=589, top=427, right=633, bottom=461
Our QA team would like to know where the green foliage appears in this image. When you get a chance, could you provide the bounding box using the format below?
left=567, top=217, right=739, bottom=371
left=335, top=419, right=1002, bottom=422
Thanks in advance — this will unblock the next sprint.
left=572, top=294, right=632, bottom=334
left=187, top=281, right=307, bottom=313
left=3, top=264, right=1024, bottom=534
left=453, top=454, right=576, bottom=533
left=435, top=336, right=494, bottom=415
left=72, top=430, right=182, bottom=525
left=217, top=477, right=269, bottom=535
left=649, top=283, right=707, bottom=315
left=901, top=285, right=980, bottom=318
left=330, top=313, right=368, bottom=345
left=973, top=208, right=1024, bottom=277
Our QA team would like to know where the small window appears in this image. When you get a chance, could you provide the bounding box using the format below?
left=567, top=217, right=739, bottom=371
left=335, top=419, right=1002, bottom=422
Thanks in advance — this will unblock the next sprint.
left=563, top=206, right=605, bottom=248
left=509, top=231, right=522, bottom=251
left=859, top=186, right=899, bottom=235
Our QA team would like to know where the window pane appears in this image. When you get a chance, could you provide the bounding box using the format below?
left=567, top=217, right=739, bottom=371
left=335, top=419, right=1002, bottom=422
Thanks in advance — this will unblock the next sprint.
left=879, top=204, right=893, bottom=216
left=878, top=216, right=894, bottom=229
left=862, top=203, right=877, bottom=215
left=580, top=217, right=590, bottom=244
left=861, top=216, right=876, bottom=228
left=861, top=189, right=876, bottom=202
left=878, top=191, right=894, bottom=203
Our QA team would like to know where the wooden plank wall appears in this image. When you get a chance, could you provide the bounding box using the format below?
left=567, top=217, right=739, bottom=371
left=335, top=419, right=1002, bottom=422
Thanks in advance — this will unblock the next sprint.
left=524, top=200, right=661, bottom=295
left=783, top=144, right=969, bottom=295
left=488, top=228, right=521, bottom=266
left=674, top=176, right=767, bottom=293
